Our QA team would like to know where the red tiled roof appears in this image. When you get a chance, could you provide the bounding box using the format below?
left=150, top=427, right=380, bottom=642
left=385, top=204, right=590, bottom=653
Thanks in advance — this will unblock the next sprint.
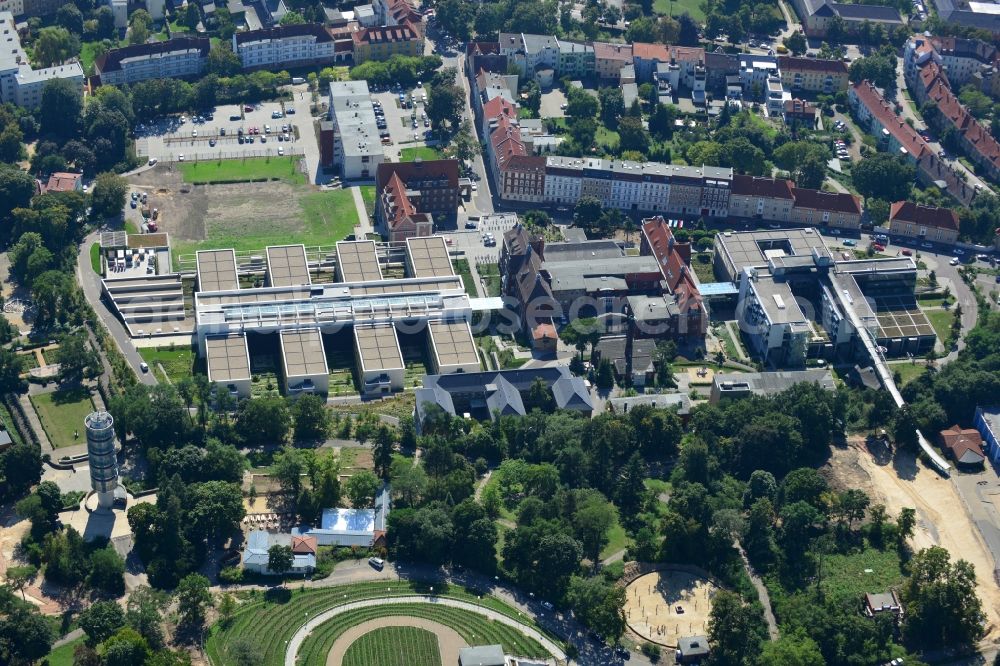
left=778, top=55, right=848, bottom=74
left=482, top=94, right=517, bottom=121
left=670, top=45, right=705, bottom=63
left=291, top=535, right=317, bottom=555
left=784, top=98, right=817, bottom=117
left=353, top=20, right=421, bottom=46
left=851, top=80, right=931, bottom=161
left=641, top=217, right=703, bottom=317
left=505, top=155, right=546, bottom=173
left=939, top=425, right=985, bottom=464
left=792, top=187, right=861, bottom=214
left=732, top=174, right=794, bottom=199
left=924, top=72, right=1000, bottom=172
left=632, top=42, right=671, bottom=61
left=889, top=200, right=960, bottom=231
left=45, top=172, right=81, bottom=192
left=490, top=116, right=527, bottom=172
left=382, top=171, right=416, bottom=231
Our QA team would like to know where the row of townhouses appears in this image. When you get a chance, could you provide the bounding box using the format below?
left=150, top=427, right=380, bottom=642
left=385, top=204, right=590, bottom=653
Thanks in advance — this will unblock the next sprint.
left=0, top=0, right=164, bottom=22
left=848, top=79, right=976, bottom=205
left=0, top=11, right=84, bottom=108
left=904, top=36, right=1000, bottom=182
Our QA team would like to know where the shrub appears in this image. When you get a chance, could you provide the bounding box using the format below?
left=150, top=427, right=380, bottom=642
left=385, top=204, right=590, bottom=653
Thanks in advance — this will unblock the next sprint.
left=218, top=566, right=243, bottom=584
left=641, top=643, right=662, bottom=662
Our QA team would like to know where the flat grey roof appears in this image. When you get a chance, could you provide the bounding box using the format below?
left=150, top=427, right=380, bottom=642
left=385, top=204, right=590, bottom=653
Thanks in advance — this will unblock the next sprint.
left=266, top=245, right=310, bottom=287
left=336, top=240, right=383, bottom=282
left=429, top=320, right=479, bottom=368
left=716, top=228, right=832, bottom=275
left=197, top=249, right=239, bottom=293
left=746, top=273, right=809, bottom=327
left=715, top=369, right=836, bottom=394
left=205, top=334, right=251, bottom=383
left=354, top=324, right=404, bottom=372
left=406, top=236, right=454, bottom=278
left=280, top=328, right=328, bottom=378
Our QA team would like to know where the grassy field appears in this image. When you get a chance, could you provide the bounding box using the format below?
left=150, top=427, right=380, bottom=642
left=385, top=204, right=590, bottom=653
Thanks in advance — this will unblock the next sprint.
left=715, top=324, right=744, bottom=361
left=452, top=259, right=478, bottom=296
left=30, top=388, right=95, bottom=449
left=342, top=626, right=442, bottom=666
left=180, top=157, right=305, bottom=185
left=478, top=263, right=502, bottom=297
left=820, top=547, right=905, bottom=607
left=600, top=519, right=630, bottom=560
left=691, top=253, right=716, bottom=283
left=653, top=0, right=706, bottom=22
left=45, top=635, right=85, bottom=666
left=79, top=42, right=104, bottom=75
left=924, top=308, right=955, bottom=344
left=175, top=188, right=358, bottom=258
left=400, top=146, right=443, bottom=161
left=917, top=292, right=954, bottom=308
left=138, top=346, right=198, bottom=384
left=205, top=582, right=555, bottom=666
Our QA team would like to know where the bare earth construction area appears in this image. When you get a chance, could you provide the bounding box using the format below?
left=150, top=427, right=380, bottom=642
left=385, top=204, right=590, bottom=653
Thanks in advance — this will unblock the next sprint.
left=828, top=440, right=1000, bottom=639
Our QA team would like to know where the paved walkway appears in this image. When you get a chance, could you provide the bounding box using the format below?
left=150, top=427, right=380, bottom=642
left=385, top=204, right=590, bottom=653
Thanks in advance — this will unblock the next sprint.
left=324, top=616, right=468, bottom=666
left=286, top=595, right=567, bottom=666
left=734, top=541, right=779, bottom=641
left=349, top=186, right=373, bottom=238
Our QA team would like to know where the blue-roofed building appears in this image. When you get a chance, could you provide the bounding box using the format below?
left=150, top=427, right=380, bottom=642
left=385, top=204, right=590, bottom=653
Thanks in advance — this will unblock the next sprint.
left=974, top=406, right=1000, bottom=464
left=242, top=530, right=317, bottom=575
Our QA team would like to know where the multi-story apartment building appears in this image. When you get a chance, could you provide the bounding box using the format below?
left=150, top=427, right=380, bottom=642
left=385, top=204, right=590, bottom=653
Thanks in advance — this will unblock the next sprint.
left=0, top=12, right=84, bottom=109
left=233, top=23, right=337, bottom=70
left=632, top=42, right=671, bottom=82
left=498, top=32, right=594, bottom=81
left=888, top=201, right=961, bottom=244
left=374, top=0, right=421, bottom=26
left=352, top=21, right=423, bottom=63
left=94, top=37, right=210, bottom=86
left=374, top=160, right=460, bottom=242
left=906, top=36, right=996, bottom=87
left=0, top=0, right=22, bottom=16
left=791, top=187, right=863, bottom=229
left=729, top=175, right=796, bottom=221
left=8, top=0, right=61, bottom=18
left=933, top=0, right=1000, bottom=40
left=593, top=42, right=633, bottom=81
left=849, top=79, right=976, bottom=205
left=792, top=0, right=903, bottom=38
left=557, top=40, right=595, bottom=79
left=328, top=80, right=384, bottom=180
left=778, top=55, right=849, bottom=93
left=906, top=40, right=1000, bottom=181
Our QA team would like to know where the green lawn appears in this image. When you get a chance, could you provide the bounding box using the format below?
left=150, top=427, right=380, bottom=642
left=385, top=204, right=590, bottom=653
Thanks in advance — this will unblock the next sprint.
left=916, top=292, right=954, bottom=308
left=691, top=252, right=716, bottom=283
left=890, top=362, right=929, bottom=387
left=595, top=125, right=620, bottom=150
left=89, top=242, right=101, bottom=274
left=452, top=259, right=477, bottom=296
left=45, top=636, right=85, bottom=666
left=924, top=308, right=955, bottom=344
left=820, top=547, right=905, bottom=607
left=79, top=42, right=104, bottom=75
left=399, top=146, right=443, bottom=161
left=654, top=0, right=706, bottom=22
left=174, top=188, right=358, bottom=259
left=359, top=185, right=377, bottom=216
left=179, top=157, right=305, bottom=185
left=138, top=346, right=198, bottom=384
left=30, top=388, right=95, bottom=449
left=342, top=626, right=442, bottom=666
left=600, top=518, right=630, bottom=560
left=715, top=324, right=744, bottom=361
left=478, top=263, right=502, bottom=297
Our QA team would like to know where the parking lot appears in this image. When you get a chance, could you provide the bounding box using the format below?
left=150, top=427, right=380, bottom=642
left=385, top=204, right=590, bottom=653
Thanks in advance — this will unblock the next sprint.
left=445, top=213, right=520, bottom=264
left=135, top=101, right=307, bottom=164
left=539, top=89, right=567, bottom=120
left=371, top=86, right=435, bottom=161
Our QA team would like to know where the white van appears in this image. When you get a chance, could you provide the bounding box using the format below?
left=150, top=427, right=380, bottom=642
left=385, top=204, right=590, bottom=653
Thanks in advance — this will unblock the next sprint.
left=368, top=557, right=384, bottom=571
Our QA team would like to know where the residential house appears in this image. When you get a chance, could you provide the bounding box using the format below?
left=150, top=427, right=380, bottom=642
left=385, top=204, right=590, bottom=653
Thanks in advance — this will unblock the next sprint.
left=593, top=336, right=657, bottom=387
left=705, top=51, right=739, bottom=92
left=779, top=55, right=849, bottom=93
left=939, top=425, right=986, bottom=467
left=352, top=21, right=424, bottom=63
left=632, top=42, right=671, bottom=81
left=374, top=0, right=421, bottom=26
left=374, top=160, right=460, bottom=241
left=863, top=591, right=903, bottom=618
left=94, top=37, right=211, bottom=86
left=729, top=174, right=796, bottom=222
left=0, top=11, right=84, bottom=109
left=784, top=98, right=818, bottom=128
left=888, top=201, right=961, bottom=244
left=44, top=172, right=83, bottom=193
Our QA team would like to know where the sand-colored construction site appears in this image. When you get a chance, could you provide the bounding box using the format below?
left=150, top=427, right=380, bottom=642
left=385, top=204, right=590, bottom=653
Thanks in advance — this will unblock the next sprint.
left=624, top=569, right=721, bottom=647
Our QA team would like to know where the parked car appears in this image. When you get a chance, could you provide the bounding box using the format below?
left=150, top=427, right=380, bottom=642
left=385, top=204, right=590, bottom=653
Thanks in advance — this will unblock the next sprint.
left=843, top=239, right=856, bottom=246
left=278, top=146, right=284, bottom=156
left=178, top=154, right=184, bottom=161
left=140, top=362, right=149, bottom=373
left=901, top=249, right=913, bottom=256
left=465, top=221, right=477, bottom=229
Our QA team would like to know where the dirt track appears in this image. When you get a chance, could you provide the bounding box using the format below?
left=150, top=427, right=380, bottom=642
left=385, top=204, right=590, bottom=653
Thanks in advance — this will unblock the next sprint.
left=828, top=440, right=1000, bottom=639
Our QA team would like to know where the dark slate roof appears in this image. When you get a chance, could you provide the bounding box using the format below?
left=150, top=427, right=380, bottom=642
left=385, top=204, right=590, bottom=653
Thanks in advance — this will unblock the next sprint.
left=414, top=385, right=456, bottom=419
left=94, top=36, right=210, bottom=74
left=485, top=375, right=526, bottom=416
left=551, top=375, right=593, bottom=410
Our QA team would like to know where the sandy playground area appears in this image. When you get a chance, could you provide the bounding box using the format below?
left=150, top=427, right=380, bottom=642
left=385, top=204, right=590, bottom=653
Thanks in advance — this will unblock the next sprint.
left=624, top=570, right=721, bottom=647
